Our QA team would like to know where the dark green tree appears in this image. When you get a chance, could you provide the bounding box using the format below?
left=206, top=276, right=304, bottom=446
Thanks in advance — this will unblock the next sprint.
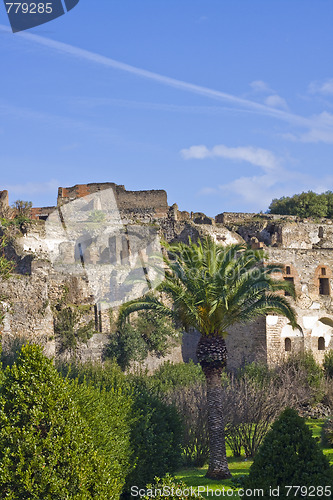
left=323, top=349, right=333, bottom=378
left=326, top=191, right=333, bottom=218
left=106, top=310, right=180, bottom=370
left=118, top=237, right=297, bottom=479
left=244, top=408, right=333, bottom=499
left=269, top=191, right=329, bottom=218
left=0, top=344, right=116, bottom=499
left=125, top=383, right=183, bottom=489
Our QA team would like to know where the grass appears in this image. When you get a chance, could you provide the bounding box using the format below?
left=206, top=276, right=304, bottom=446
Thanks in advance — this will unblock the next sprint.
left=175, top=419, right=333, bottom=499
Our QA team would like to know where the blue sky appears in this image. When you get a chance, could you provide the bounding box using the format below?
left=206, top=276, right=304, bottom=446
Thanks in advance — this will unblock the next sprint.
left=1, top=0, right=333, bottom=216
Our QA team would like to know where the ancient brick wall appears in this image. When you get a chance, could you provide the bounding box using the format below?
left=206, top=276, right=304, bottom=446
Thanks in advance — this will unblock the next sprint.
left=56, top=183, right=168, bottom=219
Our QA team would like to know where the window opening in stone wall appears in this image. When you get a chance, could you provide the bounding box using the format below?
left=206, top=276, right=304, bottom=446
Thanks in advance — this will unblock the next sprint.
left=321, top=267, right=326, bottom=276
left=319, top=278, right=330, bottom=296
left=284, top=277, right=294, bottom=296
left=318, top=227, right=324, bottom=238
left=99, top=309, right=102, bottom=333
left=94, top=304, right=103, bottom=332
left=285, top=338, right=291, bottom=352
left=78, top=243, right=85, bottom=267
left=318, top=337, right=325, bottom=350
left=285, top=266, right=291, bottom=275
left=94, top=305, right=98, bottom=331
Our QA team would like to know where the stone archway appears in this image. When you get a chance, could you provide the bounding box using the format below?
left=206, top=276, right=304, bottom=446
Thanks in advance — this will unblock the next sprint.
left=311, top=318, right=333, bottom=359
left=281, top=324, right=304, bottom=354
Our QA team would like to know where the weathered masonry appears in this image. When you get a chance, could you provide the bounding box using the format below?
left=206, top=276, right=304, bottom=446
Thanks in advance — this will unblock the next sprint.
left=0, top=183, right=332, bottom=369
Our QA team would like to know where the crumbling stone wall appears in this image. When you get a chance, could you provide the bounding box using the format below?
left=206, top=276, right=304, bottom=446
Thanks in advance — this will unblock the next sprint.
left=57, top=183, right=168, bottom=220
left=1, top=182, right=333, bottom=369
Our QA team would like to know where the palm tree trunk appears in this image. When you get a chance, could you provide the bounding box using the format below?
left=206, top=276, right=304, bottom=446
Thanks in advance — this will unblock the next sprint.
left=197, top=335, right=232, bottom=479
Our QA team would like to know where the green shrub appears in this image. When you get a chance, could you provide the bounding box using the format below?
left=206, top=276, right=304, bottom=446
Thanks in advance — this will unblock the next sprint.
left=323, top=350, right=333, bottom=378
left=0, top=345, right=116, bottom=499
left=72, top=379, right=134, bottom=497
left=148, top=360, right=204, bottom=394
left=58, top=359, right=183, bottom=492
left=140, top=473, right=204, bottom=500
left=244, top=408, right=333, bottom=499
left=321, top=417, right=333, bottom=447
left=57, top=358, right=128, bottom=393
left=106, top=310, right=180, bottom=370
left=125, top=383, right=183, bottom=490
left=238, top=361, right=273, bottom=387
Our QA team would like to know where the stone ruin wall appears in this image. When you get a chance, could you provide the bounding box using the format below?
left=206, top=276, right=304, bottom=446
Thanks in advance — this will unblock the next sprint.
left=0, top=184, right=333, bottom=370
left=265, top=247, right=333, bottom=366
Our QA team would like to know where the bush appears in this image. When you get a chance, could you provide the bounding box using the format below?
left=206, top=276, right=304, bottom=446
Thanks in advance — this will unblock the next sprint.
left=58, top=358, right=129, bottom=394
left=0, top=345, right=117, bottom=499
left=244, top=408, right=333, bottom=499
left=126, top=384, right=183, bottom=489
left=148, top=360, right=204, bottom=394
left=321, top=417, right=333, bottom=447
left=106, top=310, right=180, bottom=370
left=72, top=379, right=133, bottom=497
left=141, top=473, right=204, bottom=500
left=323, top=350, right=333, bottom=378
left=238, top=361, right=273, bottom=387
left=58, top=359, right=183, bottom=492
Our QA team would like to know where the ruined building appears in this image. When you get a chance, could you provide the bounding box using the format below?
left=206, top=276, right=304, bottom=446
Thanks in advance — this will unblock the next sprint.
left=0, top=182, right=332, bottom=369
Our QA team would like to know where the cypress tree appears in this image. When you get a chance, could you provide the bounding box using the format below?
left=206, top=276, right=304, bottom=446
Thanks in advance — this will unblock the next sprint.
left=244, top=408, right=333, bottom=499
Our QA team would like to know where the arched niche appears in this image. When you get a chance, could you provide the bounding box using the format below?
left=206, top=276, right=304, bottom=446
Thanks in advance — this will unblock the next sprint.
left=285, top=338, right=292, bottom=352
left=281, top=324, right=304, bottom=353
left=311, top=318, right=333, bottom=349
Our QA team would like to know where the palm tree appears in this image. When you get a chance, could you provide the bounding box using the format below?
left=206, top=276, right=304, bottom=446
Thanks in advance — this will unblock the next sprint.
left=118, top=237, right=297, bottom=479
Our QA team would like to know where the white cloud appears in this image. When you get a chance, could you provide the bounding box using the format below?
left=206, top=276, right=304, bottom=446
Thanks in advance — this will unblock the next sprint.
left=285, top=112, right=333, bottom=143
left=188, top=141, right=333, bottom=210
left=265, top=94, right=288, bottom=110
left=180, top=144, right=279, bottom=170
left=309, top=78, right=333, bottom=95
left=201, top=163, right=333, bottom=212
left=219, top=173, right=279, bottom=207
left=249, top=80, right=273, bottom=93
left=4, top=179, right=59, bottom=197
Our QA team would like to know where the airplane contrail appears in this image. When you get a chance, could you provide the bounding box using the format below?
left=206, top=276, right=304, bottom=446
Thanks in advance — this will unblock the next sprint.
left=0, top=24, right=330, bottom=133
